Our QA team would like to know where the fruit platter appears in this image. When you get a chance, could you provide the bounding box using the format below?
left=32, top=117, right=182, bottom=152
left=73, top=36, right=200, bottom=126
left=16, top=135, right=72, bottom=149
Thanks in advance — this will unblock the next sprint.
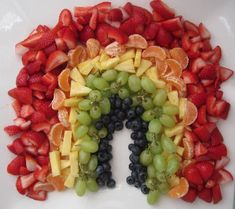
left=0, top=0, right=234, bottom=208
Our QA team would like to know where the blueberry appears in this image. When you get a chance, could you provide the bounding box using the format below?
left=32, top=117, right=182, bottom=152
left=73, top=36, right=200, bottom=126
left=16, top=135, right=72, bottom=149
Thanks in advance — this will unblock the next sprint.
left=128, top=144, right=141, bottom=155
left=123, top=97, right=132, bottom=107
left=115, top=98, right=122, bottom=108
left=101, top=172, right=111, bottom=182
left=103, top=163, right=111, bottom=171
left=134, top=139, right=147, bottom=148
left=138, top=172, right=147, bottom=183
left=95, top=121, right=103, bottom=130
left=125, top=121, right=132, bottom=129
left=98, top=152, right=109, bottom=162
left=115, top=121, right=123, bottom=131
left=129, top=153, right=139, bottom=163
left=141, top=121, right=148, bottom=130
left=96, top=165, right=104, bottom=176
left=122, top=103, right=129, bottom=111
left=102, top=115, right=110, bottom=125
left=99, top=142, right=108, bottom=151
left=96, top=177, right=105, bottom=187
left=117, top=111, right=126, bottom=120
left=131, top=171, right=138, bottom=180
left=136, top=131, right=144, bottom=139
left=141, top=184, right=149, bottom=194
left=127, top=109, right=136, bottom=120
left=107, top=179, right=116, bottom=188
left=107, top=123, right=115, bottom=133
left=111, top=115, right=118, bottom=122
left=134, top=181, right=141, bottom=188
left=131, top=120, right=142, bottom=131
left=126, top=176, right=135, bottom=185
left=135, top=106, right=144, bottom=116
left=129, top=163, right=135, bottom=171
left=131, top=132, right=137, bottom=140
left=107, top=144, right=112, bottom=152
left=106, top=134, right=113, bottom=141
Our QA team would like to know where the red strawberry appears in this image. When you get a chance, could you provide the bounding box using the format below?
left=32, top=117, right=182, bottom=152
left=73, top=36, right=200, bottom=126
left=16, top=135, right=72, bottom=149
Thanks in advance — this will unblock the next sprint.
left=4, top=125, right=22, bottom=136
left=208, top=144, right=227, bottom=160
left=108, top=8, right=123, bottom=22
left=11, top=100, right=21, bottom=117
left=36, top=156, right=49, bottom=166
left=190, top=57, right=207, bottom=73
left=107, top=25, right=128, bottom=44
left=25, top=155, right=40, bottom=172
left=199, top=65, right=216, bottom=80
left=194, top=126, right=210, bottom=142
left=182, top=70, right=198, bottom=84
left=28, top=72, right=43, bottom=84
left=196, top=162, right=214, bottom=181
left=215, top=156, right=230, bottom=170
left=202, top=39, right=212, bottom=51
left=36, top=25, right=50, bottom=33
left=152, top=11, right=164, bottom=22
left=43, top=43, right=57, bottom=56
left=205, top=180, right=216, bottom=189
left=184, top=164, right=203, bottom=185
left=33, top=100, right=56, bottom=118
left=214, top=100, right=230, bottom=119
left=55, top=38, right=68, bottom=52
left=79, top=25, right=95, bottom=43
left=162, top=16, right=183, bottom=32
left=26, top=61, right=42, bottom=75
left=62, top=28, right=77, bottom=49
left=19, top=166, right=31, bottom=175
left=199, top=23, right=211, bottom=40
left=198, top=188, right=212, bottom=203
left=150, top=0, right=175, bottom=19
left=34, top=31, right=56, bottom=50
left=59, top=9, right=72, bottom=26
left=34, top=166, right=49, bottom=182
left=16, top=68, right=29, bottom=87
left=156, top=27, right=173, bottom=47
left=20, top=173, right=37, bottom=189
left=41, top=72, right=57, bottom=90
left=33, top=91, right=45, bottom=100
left=29, top=83, right=47, bottom=92
left=7, top=156, right=25, bottom=175
left=210, top=46, right=222, bottom=64
left=218, top=66, right=233, bottom=82
left=201, top=50, right=214, bottom=61
left=35, top=50, right=47, bottom=64
left=20, top=104, right=35, bottom=118
left=215, top=90, right=223, bottom=100
left=38, top=140, right=49, bottom=156
left=184, top=129, right=199, bottom=143
left=187, top=83, right=205, bottom=95
left=119, top=18, right=136, bottom=35
left=196, top=105, right=207, bottom=125
left=13, top=117, right=31, bottom=130
left=89, top=8, right=98, bottom=30
left=181, top=188, right=197, bottom=203
left=22, top=50, right=37, bottom=66
left=25, top=146, right=38, bottom=156
left=218, top=169, right=233, bottom=184
left=27, top=188, right=47, bottom=201
left=184, top=20, right=199, bottom=35
left=212, top=184, right=222, bottom=204
left=21, top=131, right=46, bottom=147
left=45, top=50, right=68, bottom=72
left=8, top=87, right=32, bottom=104
left=16, top=176, right=27, bottom=195
left=30, top=111, right=47, bottom=124
left=181, top=33, right=191, bottom=51
left=206, top=95, right=216, bottom=115
left=7, top=138, right=24, bottom=155
left=19, top=32, right=45, bottom=48
left=188, top=42, right=203, bottom=58
left=211, top=128, right=223, bottom=146
left=143, top=23, right=160, bottom=40
left=132, top=5, right=152, bottom=25
left=31, top=122, right=51, bottom=134
left=33, top=182, right=54, bottom=192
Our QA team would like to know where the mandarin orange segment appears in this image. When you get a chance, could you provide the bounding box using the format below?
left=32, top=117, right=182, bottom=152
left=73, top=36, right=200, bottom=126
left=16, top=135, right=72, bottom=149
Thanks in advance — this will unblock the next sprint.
left=47, top=174, right=65, bottom=191
left=169, top=47, right=189, bottom=69
left=86, top=38, right=100, bottom=58
left=58, top=107, right=70, bottom=128
left=155, top=58, right=168, bottom=77
left=164, top=76, right=186, bottom=96
left=125, top=34, right=148, bottom=49
left=58, top=68, right=71, bottom=92
left=68, top=46, right=87, bottom=67
left=34, top=182, right=55, bottom=192
left=49, top=123, right=65, bottom=147
left=183, top=101, right=198, bottom=125
left=168, top=177, right=189, bottom=198
left=165, top=59, right=182, bottom=77
left=142, top=46, right=166, bottom=61
left=182, top=137, right=194, bottom=160
left=105, top=41, right=126, bottom=57
left=51, top=89, right=66, bottom=110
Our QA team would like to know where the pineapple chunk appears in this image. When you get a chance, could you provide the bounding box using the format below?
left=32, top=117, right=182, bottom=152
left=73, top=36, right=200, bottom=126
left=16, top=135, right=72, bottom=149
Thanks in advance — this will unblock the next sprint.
left=136, top=59, right=152, bottom=77
left=100, top=57, right=120, bottom=70
left=179, top=98, right=187, bottom=119
left=145, top=66, right=166, bottom=88
left=70, top=67, right=85, bottom=85
left=70, top=151, right=79, bottom=177
left=49, top=151, right=61, bottom=176
left=64, top=173, right=75, bottom=188
left=168, top=91, right=179, bottom=106
left=100, top=52, right=109, bottom=62
left=177, top=146, right=184, bottom=156
left=120, top=49, right=135, bottom=62
left=70, top=81, right=91, bottom=97
left=114, top=59, right=135, bottom=73
left=78, top=59, right=93, bottom=75
left=94, top=62, right=103, bottom=71
left=71, top=123, right=79, bottom=142
left=64, top=97, right=81, bottom=107
left=61, top=131, right=72, bottom=156
left=69, top=108, right=78, bottom=124
left=61, top=160, right=70, bottom=170
left=134, top=49, right=142, bottom=68
left=174, top=134, right=183, bottom=145
left=164, top=125, right=184, bottom=137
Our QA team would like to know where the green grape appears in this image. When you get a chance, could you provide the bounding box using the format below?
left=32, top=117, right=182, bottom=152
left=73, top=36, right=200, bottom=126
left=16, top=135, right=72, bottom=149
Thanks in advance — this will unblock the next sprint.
left=155, top=172, right=166, bottom=182
left=153, top=154, right=166, bottom=172
left=128, top=75, right=141, bottom=92
left=161, top=135, right=176, bottom=153
left=99, top=97, right=111, bottom=114
left=158, top=182, right=170, bottom=194
left=166, top=156, right=180, bottom=175
left=159, top=114, right=175, bottom=128
left=78, top=99, right=92, bottom=111
left=88, top=125, right=98, bottom=136
left=110, top=82, right=119, bottom=94
left=118, top=87, right=129, bottom=99
left=146, top=132, right=155, bottom=142
left=101, top=89, right=111, bottom=97
left=147, top=190, right=160, bottom=205
left=81, top=134, right=91, bottom=141
left=142, top=97, right=154, bottom=110
left=80, top=140, right=98, bottom=153
left=88, top=155, right=98, bottom=171
left=102, top=70, right=117, bottom=81
left=142, top=110, right=155, bottom=121
left=162, top=104, right=179, bottom=116
left=87, top=178, right=99, bottom=192
left=79, top=150, right=91, bottom=164
left=98, top=127, right=108, bottom=138
left=132, top=96, right=141, bottom=106
left=86, top=74, right=96, bottom=89
left=150, top=141, right=162, bottom=155
left=148, top=119, right=162, bottom=134
left=77, top=111, right=91, bottom=126
left=89, top=90, right=102, bottom=102
left=141, top=77, right=156, bottom=94
left=140, top=149, right=153, bottom=166
left=92, top=77, right=109, bottom=90
left=75, top=179, right=87, bottom=196
left=147, top=164, right=156, bottom=178
left=76, top=125, right=89, bottom=138
left=146, top=178, right=157, bottom=190
left=90, top=105, right=101, bottom=119
left=117, top=71, right=128, bottom=86
left=153, top=89, right=167, bottom=106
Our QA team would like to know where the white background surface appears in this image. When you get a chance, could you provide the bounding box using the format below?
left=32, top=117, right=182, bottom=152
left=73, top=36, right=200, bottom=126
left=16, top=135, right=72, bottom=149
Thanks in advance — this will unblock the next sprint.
left=0, top=0, right=234, bottom=209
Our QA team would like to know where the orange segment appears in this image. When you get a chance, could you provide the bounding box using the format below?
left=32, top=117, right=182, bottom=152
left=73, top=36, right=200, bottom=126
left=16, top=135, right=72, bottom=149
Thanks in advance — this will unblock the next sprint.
left=47, top=174, right=65, bottom=191
left=169, top=47, right=189, bottom=69
left=58, top=107, right=70, bottom=127
left=86, top=38, right=100, bottom=58
left=49, top=123, right=65, bottom=147
left=58, top=68, right=71, bottom=92
left=51, top=89, right=66, bottom=110
left=165, top=59, right=182, bottom=77
left=168, top=177, right=189, bottom=198
left=34, top=182, right=55, bottom=192
left=105, top=41, right=126, bottom=57
left=182, top=137, right=194, bottom=160
left=142, top=46, right=166, bottom=61
left=68, top=46, right=87, bottom=67
left=125, top=34, right=148, bottom=49
left=164, top=76, right=186, bottom=96
left=183, top=101, right=198, bottom=125
left=155, top=58, right=168, bottom=77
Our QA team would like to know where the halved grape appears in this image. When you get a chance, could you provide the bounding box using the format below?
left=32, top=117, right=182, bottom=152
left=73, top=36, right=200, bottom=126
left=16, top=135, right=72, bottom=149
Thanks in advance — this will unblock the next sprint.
left=89, top=90, right=102, bottom=102
left=75, top=179, right=87, bottom=196
left=147, top=164, right=156, bottom=178
left=158, top=182, right=170, bottom=194
left=141, top=77, right=156, bottom=94
left=79, top=150, right=91, bottom=164
left=77, top=111, right=91, bottom=126
left=88, top=155, right=98, bottom=171
left=166, top=156, right=180, bottom=175
left=150, top=141, right=162, bottom=155
left=76, top=125, right=89, bottom=138
left=140, top=149, right=153, bottom=166
left=153, top=154, right=166, bottom=172
left=153, top=89, right=167, bottom=106
left=98, top=127, right=108, bottom=138
left=162, top=104, right=179, bottom=116
left=110, top=82, right=119, bottom=94
left=99, top=97, right=111, bottom=114
left=142, top=110, right=155, bottom=121
left=88, top=125, right=98, bottom=136
left=102, top=70, right=117, bottom=81
left=78, top=99, right=92, bottom=111
left=93, top=77, right=109, bottom=90
left=86, top=74, right=96, bottom=89
left=148, top=119, right=162, bottom=134
left=147, top=190, right=160, bottom=205
left=87, top=178, right=99, bottom=192
left=80, top=140, right=98, bottom=153
left=155, top=172, right=166, bottom=182
left=161, top=135, right=176, bottom=153
left=128, top=75, right=141, bottom=92
left=90, top=105, right=101, bottom=119
left=118, top=87, right=129, bottom=99
left=159, top=114, right=175, bottom=128
left=142, top=97, right=154, bottom=110
left=117, top=71, right=129, bottom=86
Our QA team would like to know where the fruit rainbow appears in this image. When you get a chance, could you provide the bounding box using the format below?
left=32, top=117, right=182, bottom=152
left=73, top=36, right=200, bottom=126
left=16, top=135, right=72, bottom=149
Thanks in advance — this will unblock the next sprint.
left=4, top=0, right=234, bottom=205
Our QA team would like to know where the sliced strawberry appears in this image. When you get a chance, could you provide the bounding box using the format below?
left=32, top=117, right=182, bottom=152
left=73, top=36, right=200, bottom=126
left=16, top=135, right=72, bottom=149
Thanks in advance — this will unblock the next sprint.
left=79, top=25, right=95, bottom=43
left=13, top=118, right=31, bottom=130
left=36, top=156, right=49, bottom=166
left=4, top=125, right=22, bottom=136
left=19, top=166, right=31, bottom=175
left=214, top=100, right=230, bottom=119
left=184, top=129, right=199, bottom=143
left=211, top=128, right=223, bottom=146
left=25, top=146, right=38, bottom=156
left=30, top=111, right=47, bottom=124
left=199, top=23, right=211, bottom=40
left=34, top=166, right=49, bottom=182
left=89, top=8, right=98, bottom=30
left=33, top=182, right=54, bottom=192
left=33, top=91, right=45, bottom=100
left=31, top=122, right=51, bottom=134
left=201, top=50, right=214, bottom=61
left=182, top=33, right=191, bottom=51
left=108, top=8, right=123, bottom=22
left=16, top=68, right=29, bottom=87
left=16, top=176, right=26, bottom=195
left=190, top=57, right=207, bottom=73
left=210, top=46, right=222, bottom=64
left=55, top=38, right=68, bottom=52
left=156, top=27, right=173, bottom=47
left=218, top=66, right=233, bottom=82
left=188, top=92, right=207, bottom=107
left=215, top=90, right=223, bottom=100
left=208, top=144, right=227, bottom=160
left=41, top=72, right=57, bottom=90
left=215, top=156, right=230, bottom=170
left=196, top=161, right=214, bottom=182
left=7, top=156, right=25, bottom=175
left=25, top=155, right=40, bottom=172
left=29, top=83, right=47, bottom=92
left=204, top=122, right=216, bottom=133
left=184, top=20, right=199, bottom=36
left=20, top=104, right=35, bottom=118
left=33, top=99, right=56, bottom=118
left=38, top=140, right=49, bottom=156
left=11, top=100, right=21, bottom=117
left=45, top=50, right=68, bottom=72
left=21, top=131, right=46, bottom=147
left=196, top=105, right=207, bottom=125
left=7, top=138, right=24, bottom=155
left=74, top=6, right=92, bottom=17
left=183, top=164, right=203, bottom=185
left=212, top=184, right=222, bottom=204
left=119, top=18, right=136, bottom=35
left=36, top=25, right=50, bottom=33
left=27, top=187, right=47, bottom=201
left=8, top=87, right=32, bottom=104
left=28, top=72, right=43, bottom=84
left=205, top=180, right=216, bottom=189
left=59, top=9, right=72, bottom=26
left=150, top=0, right=175, bottom=19
left=62, top=28, right=77, bottom=49
left=26, top=61, right=42, bottom=75
left=198, top=188, right=212, bottom=203
left=162, top=16, right=183, bottom=32
left=19, top=32, right=45, bottom=48
left=206, top=95, right=217, bottom=115
left=152, top=11, right=164, bottom=22
left=34, top=31, right=56, bottom=50
left=181, top=188, right=197, bottom=203
left=182, top=70, right=198, bottom=84
left=35, top=50, right=47, bottom=64
left=194, top=126, right=210, bottom=142
left=15, top=43, right=28, bottom=55
left=194, top=142, right=208, bottom=158
left=199, top=65, right=216, bottom=80
left=143, top=22, right=160, bottom=40
left=132, top=5, right=152, bottom=25
left=188, top=42, right=203, bottom=58
left=187, top=83, right=205, bottom=95
left=43, top=43, right=57, bottom=56
left=218, top=169, right=233, bottom=184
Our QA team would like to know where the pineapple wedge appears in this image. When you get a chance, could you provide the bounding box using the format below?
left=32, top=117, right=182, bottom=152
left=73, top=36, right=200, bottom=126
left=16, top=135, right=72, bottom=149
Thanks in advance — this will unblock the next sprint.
left=70, top=67, right=85, bottom=85
left=61, top=131, right=72, bottom=156
left=168, top=91, right=179, bottom=106
left=114, top=59, right=135, bottom=73
left=64, top=173, right=75, bottom=188
left=120, top=49, right=135, bottom=62
left=70, top=81, right=91, bottom=97
left=136, top=59, right=152, bottom=77
left=134, top=49, right=142, bottom=68
left=64, top=97, right=81, bottom=107
left=78, top=59, right=93, bottom=75
left=100, top=57, right=120, bottom=70
left=145, top=66, right=166, bottom=88
left=49, top=151, right=61, bottom=176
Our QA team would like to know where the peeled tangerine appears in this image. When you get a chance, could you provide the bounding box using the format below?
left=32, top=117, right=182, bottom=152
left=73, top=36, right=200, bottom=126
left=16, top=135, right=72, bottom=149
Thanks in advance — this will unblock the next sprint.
left=51, top=89, right=66, bottom=110
left=58, top=68, right=71, bottom=92
left=58, top=107, right=70, bottom=128
left=169, top=47, right=189, bottom=69
left=142, top=46, right=166, bottom=61
left=168, top=177, right=189, bottom=198
left=183, top=101, right=198, bottom=126
left=49, top=123, right=65, bottom=147
left=86, top=38, right=100, bottom=58
left=125, top=34, right=148, bottom=49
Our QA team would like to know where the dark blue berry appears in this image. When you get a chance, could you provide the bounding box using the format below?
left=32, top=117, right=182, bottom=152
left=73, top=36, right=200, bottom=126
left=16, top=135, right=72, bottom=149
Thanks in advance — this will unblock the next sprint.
left=107, top=179, right=116, bottom=188
left=141, top=184, right=149, bottom=194
left=126, top=176, right=135, bottom=185
left=135, top=106, right=144, bottom=116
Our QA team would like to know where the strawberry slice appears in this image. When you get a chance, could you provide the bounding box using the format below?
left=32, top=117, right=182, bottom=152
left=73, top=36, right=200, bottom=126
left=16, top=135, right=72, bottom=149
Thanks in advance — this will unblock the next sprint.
left=79, top=25, right=95, bottom=43
left=45, top=50, right=68, bottom=72
left=212, top=184, right=222, bottom=204
left=18, top=32, right=45, bottom=48
left=7, top=138, right=25, bottom=155
left=182, top=70, right=198, bottom=84
left=210, top=46, right=222, bottom=64
left=34, top=166, right=49, bottom=182
left=211, top=127, right=223, bottom=146
left=28, top=72, right=43, bottom=84
left=208, top=144, right=227, bottom=160
left=156, top=27, right=173, bottom=47
left=34, top=31, right=56, bottom=50
left=16, top=68, right=29, bottom=87
left=184, top=129, right=199, bottom=143
left=214, top=100, right=230, bottom=119
left=62, top=28, right=77, bottom=49
left=26, top=61, right=42, bottom=75
left=4, top=125, right=22, bottom=136
left=36, top=156, right=49, bottom=166
left=184, top=20, right=199, bottom=36
left=194, top=142, right=208, bottom=157
left=20, top=104, right=35, bottom=118
left=27, top=186, right=47, bottom=201
left=8, top=87, right=33, bottom=104
left=7, top=156, right=25, bottom=175
left=190, top=57, right=207, bottom=73
left=108, top=8, right=123, bottom=22
left=132, top=5, right=152, bottom=25
left=162, top=16, right=183, bottom=32
left=199, top=23, right=211, bottom=40
left=59, top=9, right=72, bottom=26
left=33, top=182, right=54, bottom=192
left=188, top=92, right=207, bottom=107
left=215, top=156, right=230, bottom=170
left=196, top=162, right=214, bottom=182
left=89, top=8, right=98, bottom=30
left=11, top=100, right=21, bottom=117
left=31, top=122, right=51, bottom=134
left=150, top=0, right=175, bottom=19
left=25, top=146, right=38, bottom=156
left=218, top=66, right=233, bottom=82
left=198, top=188, right=212, bottom=203
left=30, top=111, right=47, bottom=124
left=194, top=126, right=210, bottom=142
left=119, top=18, right=136, bottom=35
left=26, top=155, right=40, bottom=172
left=196, top=105, right=207, bottom=125
left=21, top=131, right=46, bottom=147
left=198, top=65, right=216, bottom=80
left=182, top=33, right=191, bottom=51
left=55, top=38, right=68, bottom=51
left=16, top=176, right=27, bottom=195
left=181, top=188, right=197, bottom=203
left=218, top=169, right=233, bottom=184
left=183, top=164, right=203, bottom=185
left=143, top=22, right=160, bottom=40
left=43, top=43, right=57, bottom=56
left=20, top=172, right=36, bottom=189
left=33, top=99, right=57, bottom=118
left=38, top=140, right=49, bottom=156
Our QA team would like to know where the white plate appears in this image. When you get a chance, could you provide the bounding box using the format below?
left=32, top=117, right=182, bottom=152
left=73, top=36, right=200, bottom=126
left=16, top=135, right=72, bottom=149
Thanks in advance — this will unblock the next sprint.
left=0, top=0, right=234, bottom=209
